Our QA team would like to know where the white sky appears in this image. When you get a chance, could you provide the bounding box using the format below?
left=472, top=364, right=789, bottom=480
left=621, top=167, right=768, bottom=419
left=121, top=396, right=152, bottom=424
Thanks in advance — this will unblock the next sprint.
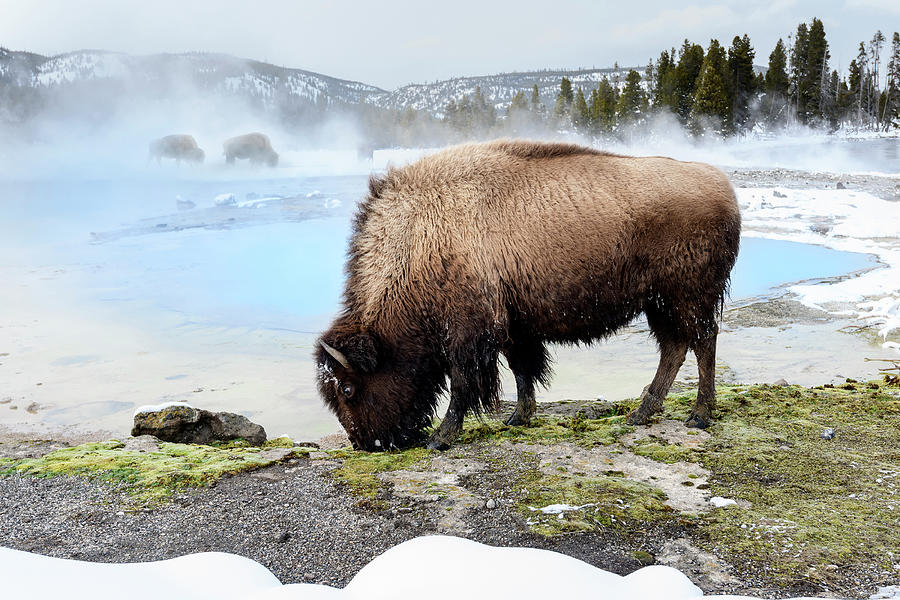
left=1, top=0, right=898, bottom=89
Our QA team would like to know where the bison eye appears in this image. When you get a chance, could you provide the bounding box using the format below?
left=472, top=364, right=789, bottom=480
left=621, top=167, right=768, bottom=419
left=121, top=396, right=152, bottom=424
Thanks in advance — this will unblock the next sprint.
left=341, top=383, right=355, bottom=399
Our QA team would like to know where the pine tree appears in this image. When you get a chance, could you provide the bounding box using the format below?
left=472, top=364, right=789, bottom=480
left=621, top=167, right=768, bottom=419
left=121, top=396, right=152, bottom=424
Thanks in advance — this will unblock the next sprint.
left=673, top=40, right=705, bottom=121
left=573, top=87, right=590, bottom=129
left=653, top=49, right=677, bottom=110
left=616, top=69, right=646, bottom=124
left=790, top=23, right=809, bottom=120
left=530, top=84, right=544, bottom=114
left=508, top=90, right=529, bottom=114
left=554, top=76, right=574, bottom=119
left=884, top=32, right=900, bottom=129
left=804, top=17, right=830, bottom=123
left=691, top=39, right=730, bottom=133
left=763, top=38, right=790, bottom=126
left=728, top=34, right=756, bottom=130
left=765, top=39, right=790, bottom=95
left=589, top=76, right=618, bottom=132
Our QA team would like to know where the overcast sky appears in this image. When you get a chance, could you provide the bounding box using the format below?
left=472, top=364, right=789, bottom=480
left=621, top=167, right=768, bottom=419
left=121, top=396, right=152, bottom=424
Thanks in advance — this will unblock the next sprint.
left=2, top=0, right=898, bottom=89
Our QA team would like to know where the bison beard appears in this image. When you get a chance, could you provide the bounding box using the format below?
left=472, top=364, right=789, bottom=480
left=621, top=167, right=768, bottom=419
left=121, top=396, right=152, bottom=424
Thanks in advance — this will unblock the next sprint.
left=315, top=140, right=741, bottom=451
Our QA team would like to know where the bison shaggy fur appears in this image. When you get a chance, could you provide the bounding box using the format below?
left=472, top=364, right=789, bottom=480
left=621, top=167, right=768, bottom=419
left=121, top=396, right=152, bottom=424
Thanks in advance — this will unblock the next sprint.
left=316, top=140, right=740, bottom=451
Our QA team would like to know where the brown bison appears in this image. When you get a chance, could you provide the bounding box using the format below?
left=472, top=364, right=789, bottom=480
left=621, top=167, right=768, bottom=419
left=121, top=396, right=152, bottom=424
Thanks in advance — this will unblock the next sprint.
left=223, top=133, right=279, bottom=167
left=148, top=134, right=205, bottom=165
left=316, top=140, right=740, bottom=451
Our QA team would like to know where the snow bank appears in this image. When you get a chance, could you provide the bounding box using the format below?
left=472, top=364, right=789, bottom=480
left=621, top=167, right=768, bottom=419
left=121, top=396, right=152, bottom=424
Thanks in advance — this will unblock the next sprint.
left=0, top=536, right=835, bottom=600
left=737, top=187, right=900, bottom=354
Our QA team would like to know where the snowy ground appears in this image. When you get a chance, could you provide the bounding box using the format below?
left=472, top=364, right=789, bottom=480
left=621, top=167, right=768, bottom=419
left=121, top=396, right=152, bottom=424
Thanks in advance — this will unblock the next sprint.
left=7, top=535, right=896, bottom=600
left=737, top=186, right=900, bottom=354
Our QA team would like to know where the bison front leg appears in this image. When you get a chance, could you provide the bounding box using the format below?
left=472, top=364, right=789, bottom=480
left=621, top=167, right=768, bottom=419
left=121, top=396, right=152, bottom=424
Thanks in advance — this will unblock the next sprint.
left=685, top=329, right=717, bottom=429
left=627, top=338, right=688, bottom=426
left=427, top=339, right=500, bottom=450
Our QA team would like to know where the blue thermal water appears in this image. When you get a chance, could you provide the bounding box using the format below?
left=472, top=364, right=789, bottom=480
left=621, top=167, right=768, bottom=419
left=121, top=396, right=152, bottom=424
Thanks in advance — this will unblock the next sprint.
left=0, top=176, right=878, bottom=334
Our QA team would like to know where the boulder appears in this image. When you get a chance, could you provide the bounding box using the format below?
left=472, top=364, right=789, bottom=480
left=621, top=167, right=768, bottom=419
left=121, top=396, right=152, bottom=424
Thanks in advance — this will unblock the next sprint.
left=131, top=404, right=267, bottom=445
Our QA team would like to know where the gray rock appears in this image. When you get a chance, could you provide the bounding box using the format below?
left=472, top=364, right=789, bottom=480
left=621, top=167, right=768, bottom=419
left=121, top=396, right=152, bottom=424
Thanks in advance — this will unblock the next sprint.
left=131, top=405, right=267, bottom=445
left=123, top=435, right=161, bottom=453
left=773, top=190, right=788, bottom=198
left=836, top=181, right=846, bottom=189
left=485, top=498, right=497, bottom=509
left=821, top=428, right=836, bottom=440
left=772, top=378, right=789, bottom=386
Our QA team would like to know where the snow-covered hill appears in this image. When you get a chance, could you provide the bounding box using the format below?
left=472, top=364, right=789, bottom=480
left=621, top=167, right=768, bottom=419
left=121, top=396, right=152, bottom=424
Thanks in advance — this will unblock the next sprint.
left=0, top=48, right=386, bottom=112
left=365, top=67, right=637, bottom=116
left=0, top=47, right=641, bottom=119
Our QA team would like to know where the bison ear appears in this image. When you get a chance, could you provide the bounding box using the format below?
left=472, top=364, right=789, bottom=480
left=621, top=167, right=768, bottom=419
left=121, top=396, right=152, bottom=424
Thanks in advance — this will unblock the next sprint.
left=344, top=333, right=380, bottom=374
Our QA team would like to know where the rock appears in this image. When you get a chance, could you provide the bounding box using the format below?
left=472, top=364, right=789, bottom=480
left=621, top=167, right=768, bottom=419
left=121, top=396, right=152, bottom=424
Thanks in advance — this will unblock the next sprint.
left=131, top=404, right=267, bottom=445
left=809, top=222, right=831, bottom=235
left=123, top=435, right=161, bottom=453
left=175, top=197, right=196, bottom=210
left=277, top=531, right=291, bottom=543
left=25, top=402, right=40, bottom=414
left=836, top=181, right=846, bottom=189
left=820, top=428, right=836, bottom=440
left=485, top=499, right=497, bottom=509
left=773, top=190, right=787, bottom=198
left=772, top=378, right=789, bottom=386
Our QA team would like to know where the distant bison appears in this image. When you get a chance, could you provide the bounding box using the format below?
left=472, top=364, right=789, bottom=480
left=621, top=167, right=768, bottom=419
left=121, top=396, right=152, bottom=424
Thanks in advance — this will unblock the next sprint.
left=148, top=134, right=205, bottom=165
left=223, top=133, right=279, bottom=167
left=315, top=140, right=741, bottom=451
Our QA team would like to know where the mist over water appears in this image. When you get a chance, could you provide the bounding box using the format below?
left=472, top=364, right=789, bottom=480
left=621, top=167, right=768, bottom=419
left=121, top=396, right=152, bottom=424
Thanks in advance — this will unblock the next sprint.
left=0, top=94, right=897, bottom=437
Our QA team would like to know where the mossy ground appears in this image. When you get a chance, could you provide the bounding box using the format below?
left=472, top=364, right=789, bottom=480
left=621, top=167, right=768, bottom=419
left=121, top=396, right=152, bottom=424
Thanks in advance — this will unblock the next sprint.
left=330, top=447, right=432, bottom=507
left=330, top=377, right=899, bottom=591
left=0, top=436, right=306, bottom=507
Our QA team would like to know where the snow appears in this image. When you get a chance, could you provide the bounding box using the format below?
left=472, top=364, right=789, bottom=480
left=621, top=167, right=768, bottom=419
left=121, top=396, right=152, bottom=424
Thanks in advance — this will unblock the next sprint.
left=133, top=401, right=194, bottom=417
left=215, top=192, right=238, bottom=206
left=737, top=187, right=900, bottom=354
left=0, top=535, right=838, bottom=600
left=709, top=497, right=738, bottom=508
left=529, top=502, right=597, bottom=514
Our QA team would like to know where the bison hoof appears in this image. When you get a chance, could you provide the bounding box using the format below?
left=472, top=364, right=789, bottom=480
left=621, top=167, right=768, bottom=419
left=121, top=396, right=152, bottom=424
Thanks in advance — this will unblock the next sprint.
left=626, top=410, right=651, bottom=426
left=504, top=411, right=531, bottom=427
left=425, top=437, right=452, bottom=451
left=685, top=413, right=711, bottom=429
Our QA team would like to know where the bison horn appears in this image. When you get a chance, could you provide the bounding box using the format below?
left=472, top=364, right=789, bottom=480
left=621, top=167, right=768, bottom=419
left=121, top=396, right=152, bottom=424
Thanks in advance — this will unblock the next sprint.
left=320, top=341, right=351, bottom=370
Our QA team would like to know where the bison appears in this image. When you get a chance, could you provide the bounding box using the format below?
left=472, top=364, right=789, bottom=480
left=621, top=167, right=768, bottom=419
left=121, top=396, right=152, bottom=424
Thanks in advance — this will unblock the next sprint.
left=315, top=140, right=740, bottom=451
left=148, top=134, right=205, bottom=165
left=223, top=132, right=279, bottom=167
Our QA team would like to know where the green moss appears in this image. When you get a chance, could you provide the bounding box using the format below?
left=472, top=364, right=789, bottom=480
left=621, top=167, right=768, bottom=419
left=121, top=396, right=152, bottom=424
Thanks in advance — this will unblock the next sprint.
left=0, top=440, right=303, bottom=506
left=331, top=447, right=432, bottom=503
left=516, top=469, right=673, bottom=535
left=457, top=414, right=632, bottom=448
left=630, top=436, right=699, bottom=464
left=690, top=383, right=900, bottom=586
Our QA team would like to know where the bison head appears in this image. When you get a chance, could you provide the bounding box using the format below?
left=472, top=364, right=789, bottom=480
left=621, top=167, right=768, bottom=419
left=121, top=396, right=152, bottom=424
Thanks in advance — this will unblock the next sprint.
left=267, top=151, right=279, bottom=167
left=190, top=147, right=205, bottom=164
left=314, top=330, right=443, bottom=451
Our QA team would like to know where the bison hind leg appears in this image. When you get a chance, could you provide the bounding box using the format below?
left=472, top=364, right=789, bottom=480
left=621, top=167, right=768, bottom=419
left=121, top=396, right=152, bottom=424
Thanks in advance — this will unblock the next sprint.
left=685, top=325, right=718, bottom=429
left=627, top=302, right=690, bottom=426
left=503, top=337, right=551, bottom=426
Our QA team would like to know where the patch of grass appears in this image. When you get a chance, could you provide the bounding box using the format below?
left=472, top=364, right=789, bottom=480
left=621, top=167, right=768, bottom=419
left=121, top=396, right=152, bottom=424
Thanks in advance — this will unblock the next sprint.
left=0, top=440, right=303, bottom=506
left=331, top=447, right=432, bottom=504
left=630, top=436, right=699, bottom=464
left=517, top=469, right=674, bottom=535
left=457, top=414, right=632, bottom=448
left=688, top=381, right=900, bottom=587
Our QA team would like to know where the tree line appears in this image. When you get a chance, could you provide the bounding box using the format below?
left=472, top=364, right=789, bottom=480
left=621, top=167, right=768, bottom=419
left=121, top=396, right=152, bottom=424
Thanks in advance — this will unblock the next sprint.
left=437, top=18, right=900, bottom=140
